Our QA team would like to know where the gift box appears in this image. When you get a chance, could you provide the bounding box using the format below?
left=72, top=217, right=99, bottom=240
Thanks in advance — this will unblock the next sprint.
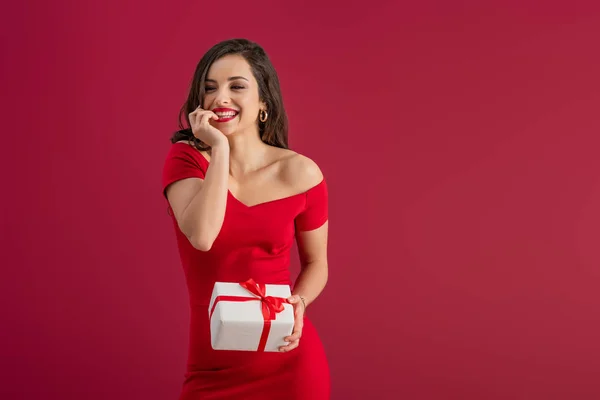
left=208, top=278, right=295, bottom=352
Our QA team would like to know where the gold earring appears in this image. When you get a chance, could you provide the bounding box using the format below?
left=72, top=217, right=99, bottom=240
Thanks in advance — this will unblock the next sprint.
left=259, top=109, right=268, bottom=122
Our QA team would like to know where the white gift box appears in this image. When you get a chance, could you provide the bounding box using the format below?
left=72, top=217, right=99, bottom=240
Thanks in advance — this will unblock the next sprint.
left=208, top=280, right=295, bottom=352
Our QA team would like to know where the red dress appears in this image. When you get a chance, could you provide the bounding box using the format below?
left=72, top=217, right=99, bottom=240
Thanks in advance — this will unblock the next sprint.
left=162, top=143, right=331, bottom=400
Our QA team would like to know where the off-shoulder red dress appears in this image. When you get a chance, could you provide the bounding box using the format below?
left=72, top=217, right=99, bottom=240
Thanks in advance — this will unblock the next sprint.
left=162, top=143, right=330, bottom=400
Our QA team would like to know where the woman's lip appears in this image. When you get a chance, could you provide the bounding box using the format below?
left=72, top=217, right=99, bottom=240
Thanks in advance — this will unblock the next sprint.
left=213, top=107, right=239, bottom=113
left=212, top=108, right=239, bottom=122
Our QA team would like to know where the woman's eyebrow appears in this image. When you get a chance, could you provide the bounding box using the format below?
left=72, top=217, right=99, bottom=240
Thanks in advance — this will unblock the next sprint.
left=205, top=76, right=249, bottom=83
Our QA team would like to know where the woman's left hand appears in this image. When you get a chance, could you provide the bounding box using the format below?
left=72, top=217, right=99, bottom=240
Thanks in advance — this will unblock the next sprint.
left=279, top=295, right=306, bottom=352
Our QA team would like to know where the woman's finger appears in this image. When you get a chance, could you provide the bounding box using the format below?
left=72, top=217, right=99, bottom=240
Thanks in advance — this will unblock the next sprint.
left=294, top=312, right=304, bottom=331
left=285, top=330, right=302, bottom=342
left=285, top=316, right=303, bottom=342
left=279, top=339, right=300, bottom=352
left=199, top=111, right=219, bottom=124
left=189, top=108, right=204, bottom=126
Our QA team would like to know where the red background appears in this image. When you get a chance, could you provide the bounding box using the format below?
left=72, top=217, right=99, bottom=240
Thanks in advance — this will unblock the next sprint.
left=2, top=1, right=600, bottom=399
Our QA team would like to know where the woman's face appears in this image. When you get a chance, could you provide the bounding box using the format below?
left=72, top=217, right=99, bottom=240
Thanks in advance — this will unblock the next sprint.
left=202, top=54, right=265, bottom=137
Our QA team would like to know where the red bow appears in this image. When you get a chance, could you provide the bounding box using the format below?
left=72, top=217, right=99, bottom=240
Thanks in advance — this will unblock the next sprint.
left=240, top=278, right=286, bottom=318
left=209, top=278, right=288, bottom=352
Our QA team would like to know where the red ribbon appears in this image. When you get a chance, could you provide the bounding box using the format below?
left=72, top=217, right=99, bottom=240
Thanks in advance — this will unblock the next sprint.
left=209, top=278, right=288, bottom=352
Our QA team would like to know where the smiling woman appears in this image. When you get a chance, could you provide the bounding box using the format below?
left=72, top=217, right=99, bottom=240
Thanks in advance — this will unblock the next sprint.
left=170, top=39, right=289, bottom=150
left=161, top=38, right=331, bottom=400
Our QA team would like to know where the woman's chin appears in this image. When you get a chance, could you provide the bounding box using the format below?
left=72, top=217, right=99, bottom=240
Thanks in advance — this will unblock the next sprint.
left=219, top=128, right=236, bottom=136
left=218, top=124, right=244, bottom=137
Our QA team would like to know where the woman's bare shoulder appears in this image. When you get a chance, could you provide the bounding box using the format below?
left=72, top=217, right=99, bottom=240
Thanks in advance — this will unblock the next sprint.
left=278, top=149, right=323, bottom=189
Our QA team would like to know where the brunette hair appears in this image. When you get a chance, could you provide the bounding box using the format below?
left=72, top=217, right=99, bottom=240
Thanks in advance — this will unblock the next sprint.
left=170, top=38, right=289, bottom=150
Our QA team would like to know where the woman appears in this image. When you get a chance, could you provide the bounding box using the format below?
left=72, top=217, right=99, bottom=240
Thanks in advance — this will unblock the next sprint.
left=161, top=38, right=331, bottom=399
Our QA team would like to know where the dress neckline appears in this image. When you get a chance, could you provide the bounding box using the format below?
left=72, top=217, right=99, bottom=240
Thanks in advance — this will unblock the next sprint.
left=174, top=142, right=324, bottom=209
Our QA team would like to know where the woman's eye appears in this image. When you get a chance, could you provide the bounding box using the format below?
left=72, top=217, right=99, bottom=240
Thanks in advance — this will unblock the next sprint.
left=204, top=87, right=216, bottom=92
left=231, top=85, right=245, bottom=90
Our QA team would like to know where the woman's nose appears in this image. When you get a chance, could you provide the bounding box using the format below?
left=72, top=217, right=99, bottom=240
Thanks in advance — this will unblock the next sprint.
left=214, top=90, right=231, bottom=105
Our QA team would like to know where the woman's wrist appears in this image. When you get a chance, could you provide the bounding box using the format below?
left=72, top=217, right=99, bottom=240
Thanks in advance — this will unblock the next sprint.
left=299, top=295, right=307, bottom=309
left=210, top=140, right=230, bottom=155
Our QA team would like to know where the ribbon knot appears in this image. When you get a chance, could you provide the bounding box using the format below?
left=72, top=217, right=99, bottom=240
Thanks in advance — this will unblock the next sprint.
left=240, top=278, right=285, bottom=321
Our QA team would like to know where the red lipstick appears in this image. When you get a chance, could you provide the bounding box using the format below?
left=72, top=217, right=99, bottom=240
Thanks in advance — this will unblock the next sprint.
left=212, top=107, right=239, bottom=123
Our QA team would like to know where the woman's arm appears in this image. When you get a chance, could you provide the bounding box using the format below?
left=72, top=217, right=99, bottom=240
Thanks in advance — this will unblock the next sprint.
left=286, top=153, right=329, bottom=306
left=279, top=153, right=330, bottom=352
left=165, top=143, right=230, bottom=251
left=293, top=222, right=329, bottom=307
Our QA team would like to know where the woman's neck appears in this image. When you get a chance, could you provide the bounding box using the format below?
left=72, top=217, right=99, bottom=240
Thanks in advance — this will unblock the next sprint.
left=225, top=130, right=271, bottom=177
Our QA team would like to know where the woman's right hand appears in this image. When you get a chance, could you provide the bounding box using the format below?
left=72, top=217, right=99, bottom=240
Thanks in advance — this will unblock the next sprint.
left=189, top=107, right=227, bottom=147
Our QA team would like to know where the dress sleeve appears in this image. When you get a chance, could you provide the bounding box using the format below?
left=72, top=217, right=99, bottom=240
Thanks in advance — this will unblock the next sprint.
left=295, top=179, right=329, bottom=231
left=161, top=144, right=206, bottom=199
